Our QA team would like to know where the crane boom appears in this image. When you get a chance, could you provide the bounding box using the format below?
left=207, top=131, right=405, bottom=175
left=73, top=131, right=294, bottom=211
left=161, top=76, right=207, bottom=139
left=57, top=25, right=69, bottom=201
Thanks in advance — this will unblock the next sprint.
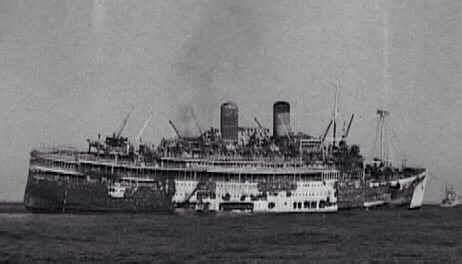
left=168, top=120, right=182, bottom=138
left=189, top=108, right=203, bottom=135
left=343, top=113, right=355, bottom=139
left=136, top=112, right=153, bottom=141
left=321, top=120, right=333, bottom=143
left=254, top=117, right=263, bottom=129
left=115, top=106, right=134, bottom=138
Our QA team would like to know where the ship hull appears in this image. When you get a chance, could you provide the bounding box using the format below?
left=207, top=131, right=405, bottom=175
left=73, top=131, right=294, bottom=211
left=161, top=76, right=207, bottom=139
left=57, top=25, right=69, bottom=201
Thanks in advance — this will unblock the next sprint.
left=24, top=171, right=173, bottom=213
left=338, top=170, right=427, bottom=210
left=24, top=150, right=427, bottom=214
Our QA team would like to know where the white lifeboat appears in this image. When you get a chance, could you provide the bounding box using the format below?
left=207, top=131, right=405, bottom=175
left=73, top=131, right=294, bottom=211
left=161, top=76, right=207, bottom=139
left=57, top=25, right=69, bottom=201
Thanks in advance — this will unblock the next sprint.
left=108, top=182, right=127, bottom=198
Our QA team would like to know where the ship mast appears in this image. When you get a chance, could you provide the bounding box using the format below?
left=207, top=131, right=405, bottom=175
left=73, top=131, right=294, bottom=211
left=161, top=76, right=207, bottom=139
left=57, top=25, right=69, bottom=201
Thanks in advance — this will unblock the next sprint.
left=342, top=114, right=355, bottom=140
left=376, top=109, right=390, bottom=164
left=332, top=80, right=340, bottom=147
left=115, top=106, right=134, bottom=138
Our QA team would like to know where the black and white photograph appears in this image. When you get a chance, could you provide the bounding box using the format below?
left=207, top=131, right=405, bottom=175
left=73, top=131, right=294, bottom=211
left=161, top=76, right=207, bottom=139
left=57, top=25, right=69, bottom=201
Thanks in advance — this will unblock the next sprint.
left=0, top=0, right=461, bottom=263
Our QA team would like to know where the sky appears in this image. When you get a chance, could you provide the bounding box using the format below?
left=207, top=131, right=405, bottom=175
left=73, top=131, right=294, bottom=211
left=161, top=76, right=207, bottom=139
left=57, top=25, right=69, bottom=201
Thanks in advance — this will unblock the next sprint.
left=0, top=0, right=461, bottom=202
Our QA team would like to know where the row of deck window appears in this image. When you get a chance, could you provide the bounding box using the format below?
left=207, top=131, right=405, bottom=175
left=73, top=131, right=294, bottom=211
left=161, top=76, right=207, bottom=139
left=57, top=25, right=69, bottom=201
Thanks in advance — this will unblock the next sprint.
left=34, top=159, right=76, bottom=171
left=267, top=201, right=325, bottom=210
left=292, top=201, right=318, bottom=209
left=323, top=171, right=339, bottom=180
left=38, top=158, right=339, bottom=182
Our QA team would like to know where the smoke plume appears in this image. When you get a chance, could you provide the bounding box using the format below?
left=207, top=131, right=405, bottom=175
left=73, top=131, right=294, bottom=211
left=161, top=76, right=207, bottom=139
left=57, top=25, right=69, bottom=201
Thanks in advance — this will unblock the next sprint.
left=169, top=0, right=263, bottom=128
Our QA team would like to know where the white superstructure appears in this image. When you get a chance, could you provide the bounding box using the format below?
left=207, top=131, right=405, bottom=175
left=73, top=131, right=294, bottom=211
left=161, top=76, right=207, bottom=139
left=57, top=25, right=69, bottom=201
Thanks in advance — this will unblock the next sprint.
left=171, top=158, right=339, bottom=213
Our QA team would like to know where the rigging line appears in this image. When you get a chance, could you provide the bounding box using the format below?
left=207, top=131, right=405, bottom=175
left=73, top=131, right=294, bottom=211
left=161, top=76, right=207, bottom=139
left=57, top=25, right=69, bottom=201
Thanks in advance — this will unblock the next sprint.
left=389, top=123, right=404, bottom=158
left=387, top=123, right=401, bottom=156
left=387, top=119, right=397, bottom=163
left=389, top=140, right=401, bottom=162
left=389, top=135, right=403, bottom=162
left=383, top=115, right=388, bottom=161
left=386, top=118, right=409, bottom=164
left=385, top=121, right=395, bottom=162
left=376, top=114, right=381, bottom=158
left=369, top=115, right=380, bottom=160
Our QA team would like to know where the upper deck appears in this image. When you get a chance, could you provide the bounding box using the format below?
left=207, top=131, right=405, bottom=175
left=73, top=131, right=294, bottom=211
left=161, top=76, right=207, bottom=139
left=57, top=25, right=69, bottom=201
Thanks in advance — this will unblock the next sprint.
left=30, top=149, right=338, bottom=175
left=159, top=156, right=337, bottom=174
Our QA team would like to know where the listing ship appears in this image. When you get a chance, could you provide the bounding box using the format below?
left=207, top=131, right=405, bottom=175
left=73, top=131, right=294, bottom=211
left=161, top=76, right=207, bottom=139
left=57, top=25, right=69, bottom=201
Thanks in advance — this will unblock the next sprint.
left=24, top=99, right=427, bottom=213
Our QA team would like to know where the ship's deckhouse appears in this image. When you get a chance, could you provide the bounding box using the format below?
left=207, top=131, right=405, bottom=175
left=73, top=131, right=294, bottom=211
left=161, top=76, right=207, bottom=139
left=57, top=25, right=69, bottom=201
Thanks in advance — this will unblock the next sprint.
left=171, top=158, right=339, bottom=213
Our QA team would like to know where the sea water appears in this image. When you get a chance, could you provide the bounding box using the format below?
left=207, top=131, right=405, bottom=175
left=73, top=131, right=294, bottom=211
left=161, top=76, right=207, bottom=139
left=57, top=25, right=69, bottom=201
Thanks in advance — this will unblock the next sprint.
left=0, top=205, right=460, bottom=263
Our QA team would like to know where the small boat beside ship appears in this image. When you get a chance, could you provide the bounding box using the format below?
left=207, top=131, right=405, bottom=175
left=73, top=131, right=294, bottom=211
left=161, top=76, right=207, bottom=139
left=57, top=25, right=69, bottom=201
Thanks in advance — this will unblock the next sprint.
left=441, top=184, right=459, bottom=208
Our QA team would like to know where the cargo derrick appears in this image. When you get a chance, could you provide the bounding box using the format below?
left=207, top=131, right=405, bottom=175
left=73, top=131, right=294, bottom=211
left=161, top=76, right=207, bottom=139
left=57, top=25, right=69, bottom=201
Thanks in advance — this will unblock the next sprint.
left=161, top=120, right=203, bottom=158
left=363, top=110, right=425, bottom=182
left=252, top=118, right=271, bottom=147
left=363, top=109, right=398, bottom=181
left=153, top=101, right=332, bottom=162
left=135, top=112, right=160, bottom=162
left=316, top=82, right=363, bottom=176
left=331, top=113, right=363, bottom=177
left=85, top=100, right=362, bottom=168
left=156, top=102, right=331, bottom=163
left=83, top=98, right=363, bottom=168
left=87, top=107, right=136, bottom=158
left=106, top=107, right=134, bottom=151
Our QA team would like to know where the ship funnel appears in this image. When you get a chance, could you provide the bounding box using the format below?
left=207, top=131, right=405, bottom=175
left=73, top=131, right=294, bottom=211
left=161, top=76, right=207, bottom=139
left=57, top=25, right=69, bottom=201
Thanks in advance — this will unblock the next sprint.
left=220, top=101, right=238, bottom=142
left=273, top=101, right=290, bottom=138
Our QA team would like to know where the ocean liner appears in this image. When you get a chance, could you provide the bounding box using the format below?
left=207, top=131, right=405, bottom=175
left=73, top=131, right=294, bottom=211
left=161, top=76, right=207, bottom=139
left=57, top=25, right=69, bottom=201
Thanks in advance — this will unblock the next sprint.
left=24, top=98, right=427, bottom=213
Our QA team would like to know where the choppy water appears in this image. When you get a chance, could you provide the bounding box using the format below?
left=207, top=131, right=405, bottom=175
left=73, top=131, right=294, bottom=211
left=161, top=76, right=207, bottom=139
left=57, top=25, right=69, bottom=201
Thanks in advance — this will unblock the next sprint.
left=0, top=205, right=461, bottom=263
